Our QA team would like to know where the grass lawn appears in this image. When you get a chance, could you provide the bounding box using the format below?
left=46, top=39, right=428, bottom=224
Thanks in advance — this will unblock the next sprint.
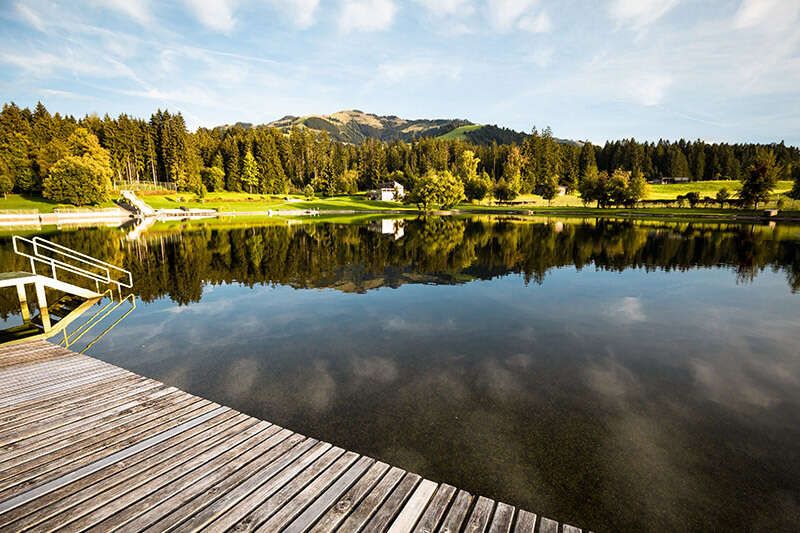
left=647, top=179, right=793, bottom=200
left=140, top=192, right=414, bottom=212
left=0, top=194, right=117, bottom=213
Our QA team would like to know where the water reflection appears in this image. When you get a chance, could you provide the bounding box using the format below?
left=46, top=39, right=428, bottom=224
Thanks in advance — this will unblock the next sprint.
left=0, top=217, right=798, bottom=531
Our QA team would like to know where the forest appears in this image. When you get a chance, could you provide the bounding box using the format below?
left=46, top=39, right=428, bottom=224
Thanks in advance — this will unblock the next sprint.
left=1, top=101, right=799, bottom=206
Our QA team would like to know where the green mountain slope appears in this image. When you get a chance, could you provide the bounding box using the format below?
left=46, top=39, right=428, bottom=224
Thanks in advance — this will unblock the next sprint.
left=266, top=110, right=529, bottom=145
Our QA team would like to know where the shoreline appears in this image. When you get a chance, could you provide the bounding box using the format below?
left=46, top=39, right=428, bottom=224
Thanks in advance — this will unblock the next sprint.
left=0, top=204, right=798, bottom=231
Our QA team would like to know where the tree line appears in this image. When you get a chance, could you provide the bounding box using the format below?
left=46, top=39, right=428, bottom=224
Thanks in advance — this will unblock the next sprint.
left=1, top=102, right=799, bottom=207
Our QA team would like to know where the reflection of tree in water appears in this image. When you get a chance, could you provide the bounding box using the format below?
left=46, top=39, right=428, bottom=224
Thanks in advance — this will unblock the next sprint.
left=0, top=218, right=798, bottom=313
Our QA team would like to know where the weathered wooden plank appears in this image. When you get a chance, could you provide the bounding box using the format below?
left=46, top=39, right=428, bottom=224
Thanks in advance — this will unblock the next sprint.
left=0, top=409, right=241, bottom=530
left=40, top=418, right=271, bottom=531
left=197, top=440, right=331, bottom=531
left=0, top=391, right=190, bottom=479
left=538, top=517, right=559, bottom=533
left=362, top=472, right=421, bottom=532
left=81, top=420, right=277, bottom=530
left=308, top=460, right=391, bottom=532
left=254, top=450, right=360, bottom=531
left=282, top=455, right=375, bottom=533
left=0, top=361, right=123, bottom=399
left=0, top=406, right=227, bottom=517
left=439, top=489, right=474, bottom=533
left=0, top=378, right=162, bottom=444
left=514, top=509, right=537, bottom=532
left=0, top=357, right=113, bottom=388
left=0, top=373, right=144, bottom=422
left=387, top=478, right=438, bottom=533
left=0, top=367, right=127, bottom=408
left=412, top=482, right=457, bottom=533
left=334, top=465, right=406, bottom=532
left=0, top=374, right=148, bottom=432
left=0, top=397, right=218, bottom=501
left=0, top=354, right=86, bottom=381
left=0, top=381, right=166, bottom=447
left=488, top=501, right=514, bottom=533
left=115, top=426, right=297, bottom=532
left=0, top=386, right=179, bottom=467
left=464, top=495, right=494, bottom=533
left=174, top=437, right=321, bottom=531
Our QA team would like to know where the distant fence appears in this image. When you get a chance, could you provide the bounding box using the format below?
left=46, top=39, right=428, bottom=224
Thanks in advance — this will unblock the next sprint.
left=113, top=180, right=177, bottom=192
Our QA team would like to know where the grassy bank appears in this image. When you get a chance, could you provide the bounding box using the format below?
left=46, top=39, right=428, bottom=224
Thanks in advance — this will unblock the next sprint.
left=139, top=192, right=414, bottom=212
left=0, top=194, right=116, bottom=212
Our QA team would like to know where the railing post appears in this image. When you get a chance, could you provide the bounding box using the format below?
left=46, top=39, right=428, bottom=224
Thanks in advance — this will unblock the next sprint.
left=34, top=281, right=51, bottom=332
left=16, top=283, right=30, bottom=322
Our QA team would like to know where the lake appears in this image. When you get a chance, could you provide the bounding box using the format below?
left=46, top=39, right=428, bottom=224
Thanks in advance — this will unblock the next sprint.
left=1, top=216, right=798, bottom=531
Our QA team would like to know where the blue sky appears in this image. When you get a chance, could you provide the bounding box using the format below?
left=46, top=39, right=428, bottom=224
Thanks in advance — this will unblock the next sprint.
left=1, top=0, right=798, bottom=144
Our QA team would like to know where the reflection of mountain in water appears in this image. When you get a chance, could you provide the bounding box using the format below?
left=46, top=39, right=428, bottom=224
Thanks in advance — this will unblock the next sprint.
left=1, top=217, right=798, bottom=311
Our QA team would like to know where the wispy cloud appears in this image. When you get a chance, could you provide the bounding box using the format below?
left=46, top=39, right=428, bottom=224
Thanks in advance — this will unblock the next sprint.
left=414, top=0, right=474, bottom=18
left=95, top=0, right=152, bottom=25
left=487, top=0, right=550, bottom=33
left=608, top=0, right=680, bottom=30
left=339, top=0, right=397, bottom=32
left=14, top=2, right=45, bottom=32
left=183, top=0, right=236, bottom=33
left=267, top=0, right=320, bottom=29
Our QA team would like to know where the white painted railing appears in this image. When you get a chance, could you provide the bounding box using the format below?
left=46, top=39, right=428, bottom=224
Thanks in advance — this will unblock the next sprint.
left=13, top=236, right=133, bottom=293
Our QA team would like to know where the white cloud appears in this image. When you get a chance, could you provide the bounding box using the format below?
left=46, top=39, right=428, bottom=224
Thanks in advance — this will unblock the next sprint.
left=268, top=0, right=320, bottom=29
left=487, top=0, right=550, bottom=33
left=733, top=0, right=800, bottom=30
left=184, top=0, right=236, bottom=32
left=628, top=73, right=672, bottom=106
left=414, top=0, right=474, bottom=18
left=608, top=0, right=679, bottom=29
left=93, top=0, right=151, bottom=24
left=15, top=3, right=45, bottom=32
left=339, top=0, right=397, bottom=32
left=518, top=10, right=551, bottom=33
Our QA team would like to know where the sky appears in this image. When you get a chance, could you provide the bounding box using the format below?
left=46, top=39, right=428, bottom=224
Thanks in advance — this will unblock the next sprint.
left=0, top=0, right=799, bottom=145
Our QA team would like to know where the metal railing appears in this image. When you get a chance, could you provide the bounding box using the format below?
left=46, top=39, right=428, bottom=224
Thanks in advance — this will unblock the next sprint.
left=59, top=292, right=136, bottom=352
left=12, top=236, right=133, bottom=293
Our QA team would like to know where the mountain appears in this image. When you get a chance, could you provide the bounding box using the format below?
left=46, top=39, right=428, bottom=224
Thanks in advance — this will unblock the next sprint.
left=265, top=110, right=529, bottom=145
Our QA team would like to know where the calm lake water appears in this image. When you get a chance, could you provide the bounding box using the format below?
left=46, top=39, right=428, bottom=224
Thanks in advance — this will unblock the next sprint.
left=1, top=216, right=799, bottom=531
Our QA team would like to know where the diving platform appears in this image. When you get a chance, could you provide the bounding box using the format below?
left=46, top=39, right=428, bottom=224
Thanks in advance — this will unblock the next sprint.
left=0, top=341, right=588, bottom=532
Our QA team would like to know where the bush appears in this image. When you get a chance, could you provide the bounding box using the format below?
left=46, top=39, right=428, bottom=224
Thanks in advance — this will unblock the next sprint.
left=716, top=187, right=730, bottom=207
left=493, top=179, right=517, bottom=201
left=464, top=172, right=492, bottom=201
left=43, top=156, right=112, bottom=205
left=685, top=191, right=700, bottom=208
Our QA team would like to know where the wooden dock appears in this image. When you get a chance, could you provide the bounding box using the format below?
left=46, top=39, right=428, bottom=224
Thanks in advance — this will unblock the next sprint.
left=0, top=340, right=587, bottom=532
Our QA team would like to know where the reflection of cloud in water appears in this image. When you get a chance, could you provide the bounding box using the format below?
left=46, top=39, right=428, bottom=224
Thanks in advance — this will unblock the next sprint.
left=477, top=359, right=527, bottom=402
left=691, top=358, right=785, bottom=410
left=224, top=358, right=261, bottom=400
left=383, top=316, right=455, bottom=332
left=350, top=356, right=398, bottom=384
left=585, top=357, right=642, bottom=402
left=608, top=296, right=646, bottom=323
left=302, top=360, right=337, bottom=414
left=602, top=412, right=701, bottom=525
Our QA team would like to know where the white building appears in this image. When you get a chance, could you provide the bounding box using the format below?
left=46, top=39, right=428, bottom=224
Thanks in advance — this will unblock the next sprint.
left=369, top=181, right=405, bottom=202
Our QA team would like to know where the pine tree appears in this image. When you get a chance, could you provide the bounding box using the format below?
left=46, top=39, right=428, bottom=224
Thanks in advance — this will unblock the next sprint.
left=241, top=150, right=259, bottom=193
